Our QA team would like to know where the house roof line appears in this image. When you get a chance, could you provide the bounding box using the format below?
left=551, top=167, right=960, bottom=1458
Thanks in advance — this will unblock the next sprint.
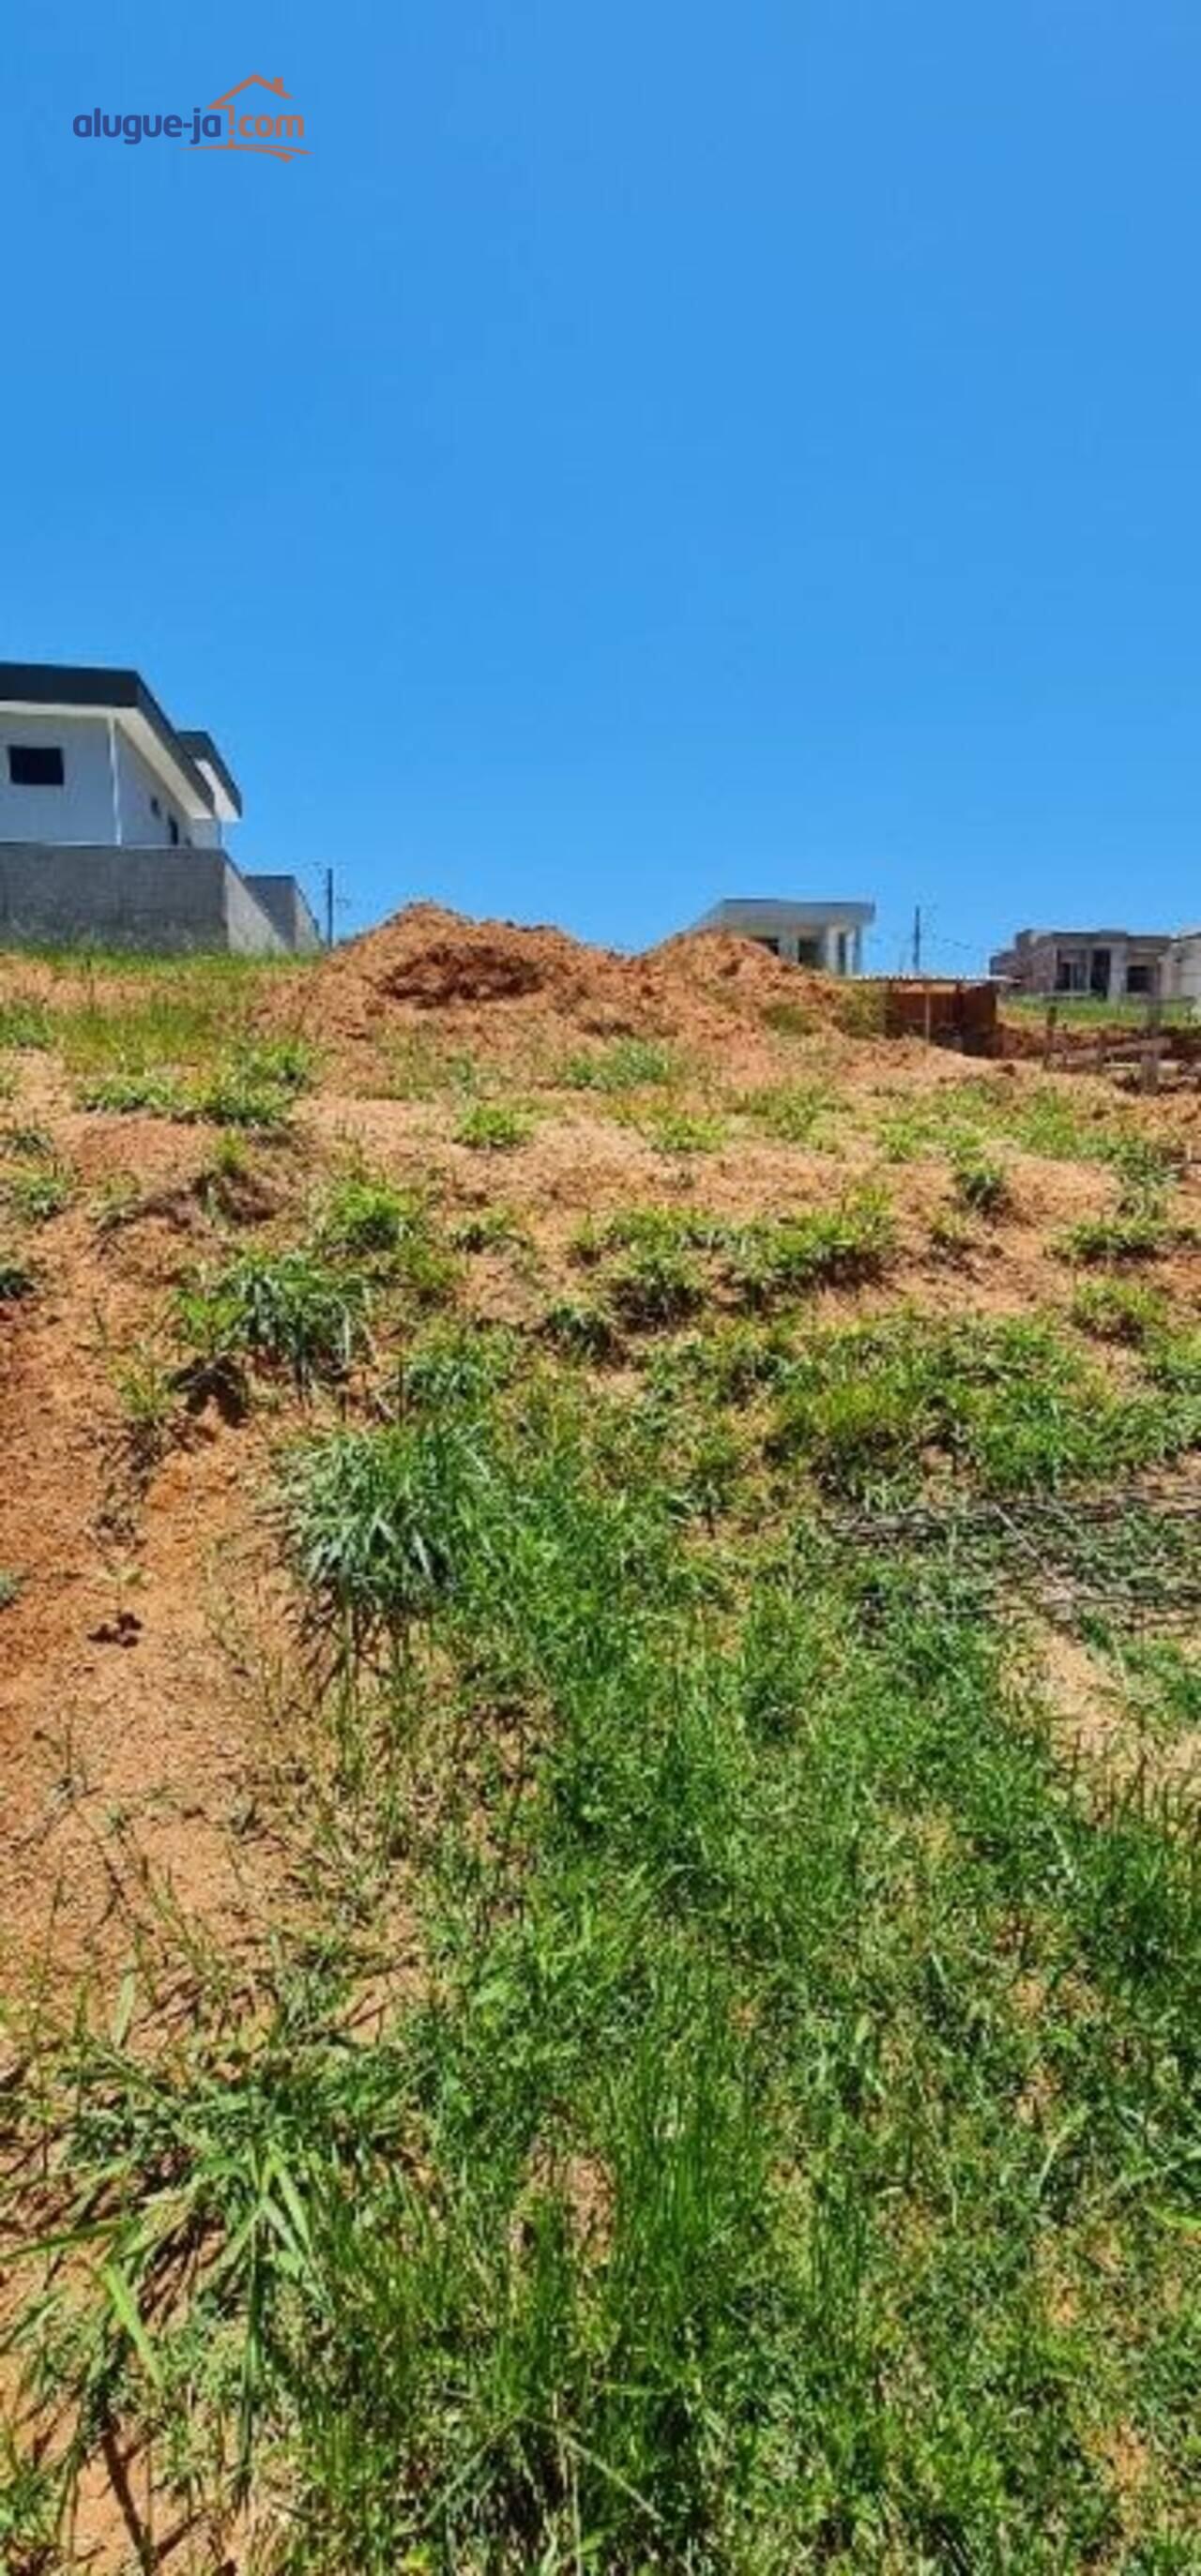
left=0, top=664, right=241, bottom=819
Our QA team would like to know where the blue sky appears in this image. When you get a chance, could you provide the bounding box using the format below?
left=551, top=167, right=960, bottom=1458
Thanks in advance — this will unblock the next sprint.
left=3, top=3, right=1199, bottom=969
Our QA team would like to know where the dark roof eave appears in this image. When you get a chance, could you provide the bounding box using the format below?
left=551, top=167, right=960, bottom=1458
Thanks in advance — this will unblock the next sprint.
left=0, top=661, right=220, bottom=814
left=176, top=728, right=243, bottom=819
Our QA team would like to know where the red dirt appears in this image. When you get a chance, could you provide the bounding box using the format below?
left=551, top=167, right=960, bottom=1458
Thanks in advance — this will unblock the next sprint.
left=258, top=902, right=861, bottom=1064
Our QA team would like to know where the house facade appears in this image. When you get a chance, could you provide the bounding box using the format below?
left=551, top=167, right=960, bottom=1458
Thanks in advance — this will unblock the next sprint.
left=690, top=897, right=874, bottom=976
left=1163, top=930, right=1201, bottom=1004
left=989, top=926, right=1171, bottom=1001
left=0, top=663, right=320, bottom=954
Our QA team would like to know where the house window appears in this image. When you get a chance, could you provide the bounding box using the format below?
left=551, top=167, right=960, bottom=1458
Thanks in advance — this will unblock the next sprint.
left=150, top=794, right=160, bottom=818
left=1126, top=962, right=1153, bottom=995
left=167, top=814, right=179, bottom=845
left=8, top=743, right=65, bottom=786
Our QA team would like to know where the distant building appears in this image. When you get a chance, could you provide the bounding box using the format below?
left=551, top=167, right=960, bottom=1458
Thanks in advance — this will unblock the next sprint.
left=690, top=896, right=874, bottom=977
left=989, top=926, right=1171, bottom=1001
left=0, top=661, right=320, bottom=954
left=1163, top=929, right=1201, bottom=1005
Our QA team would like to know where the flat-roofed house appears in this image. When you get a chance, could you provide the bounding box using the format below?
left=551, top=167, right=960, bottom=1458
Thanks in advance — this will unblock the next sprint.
left=989, top=926, right=1171, bottom=1000
left=0, top=661, right=320, bottom=953
left=690, top=896, right=874, bottom=976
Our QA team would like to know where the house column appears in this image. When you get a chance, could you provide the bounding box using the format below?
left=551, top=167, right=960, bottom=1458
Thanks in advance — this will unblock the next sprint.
left=1108, top=939, right=1127, bottom=1001
left=106, top=716, right=123, bottom=844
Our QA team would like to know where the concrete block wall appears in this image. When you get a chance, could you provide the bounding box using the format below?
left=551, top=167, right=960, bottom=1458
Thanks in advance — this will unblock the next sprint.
left=0, top=844, right=286, bottom=954
left=244, top=872, right=323, bottom=953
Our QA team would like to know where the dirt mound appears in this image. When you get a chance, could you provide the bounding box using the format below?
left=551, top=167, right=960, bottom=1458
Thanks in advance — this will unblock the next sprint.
left=263, top=902, right=859, bottom=1069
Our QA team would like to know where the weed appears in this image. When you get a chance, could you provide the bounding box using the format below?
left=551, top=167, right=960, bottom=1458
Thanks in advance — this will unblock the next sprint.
left=771, top=1310, right=1189, bottom=1498
left=454, top=1101, right=533, bottom=1152
left=560, top=1037, right=677, bottom=1092
left=317, top=1173, right=422, bottom=1259
left=1072, top=1277, right=1167, bottom=1345
left=385, top=1034, right=483, bottom=1099
left=760, top=997, right=813, bottom=1037
left=112, top=1349, right=181, bottom=1463
left=951, top=1149, right=1010, bottom=1216
left=0, top=1122, right=53, bottom=1159
left=450, top=1204, right=530, bottom=1253
left=737, top=1080, right=840, bottom=1144
left=0, top=1567, right=23, bottom=1608
left=540, top=1296, right=622, bottom=1360
left=2, top=1159, right=71, bottom=1223
left=0, top=1251, right=35, bottom=1299
left=724, top=1190, right=894, bottom=1306
left=79, top=1067, right=187, bottom=1116
left=177, top=1250, right=371, bottom=1390
left=0, top=996, right=53, bottom=1049
left=91, top=1172, right=144, bottom=1233
left=1055, top=1209, right=1176, bottom=1265
left=189, top=1048, right=302, bottom=1130
left=640, top=1107, right=726, bottom=1155
left=607, top=1238, right=705, bottom=1327
left=929, top=1206, right=978, bottom=1263
left=281, top=1418, right=485, bottom=1636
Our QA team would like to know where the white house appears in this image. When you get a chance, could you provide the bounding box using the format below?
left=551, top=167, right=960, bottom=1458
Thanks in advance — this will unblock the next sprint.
left=1163, top=930, right=1201, bottom=1007
left=689, top=896, right=874, bottom=977
left=0, top=662, right=319, bottom=952
left=0, top=662, right=241, bottom=851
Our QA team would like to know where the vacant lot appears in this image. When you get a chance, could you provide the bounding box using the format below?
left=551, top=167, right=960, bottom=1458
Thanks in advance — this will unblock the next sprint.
left=2, top=914, right=1199, bottom=2573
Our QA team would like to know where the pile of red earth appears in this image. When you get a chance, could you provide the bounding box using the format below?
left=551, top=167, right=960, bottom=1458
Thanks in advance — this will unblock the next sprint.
left=263, top=902, right=859, bottom=1062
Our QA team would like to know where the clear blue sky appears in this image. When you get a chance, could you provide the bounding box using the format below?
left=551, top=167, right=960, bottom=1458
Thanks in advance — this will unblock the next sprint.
left=3, top=4, right=1199, bottom=969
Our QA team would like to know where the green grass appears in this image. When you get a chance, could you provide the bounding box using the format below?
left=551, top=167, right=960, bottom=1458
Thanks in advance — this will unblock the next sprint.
left=737, top=1080, right=841, bottom=1145
left=0, top=996, right=53, bottom=1049
left=768, top=1309, right=1194, bottom=1500
left=1055, top=1209, right=1179, bottom=1266
left=454, top=1101, right=533, bottom=1152
left=1, top=1159, right=71, bottom=1223
left=950, top=1145, right=1010, bottom=1216
left=11, top=1343, right=1201, bottom=2568
left=572, top=1193, right=895, bottom=1323
left=638, top=1106, right=727, bottom=1156
left=177, top=1249, right=372, bottom=1391
left=1072, top=1277, right=1168, bottom=1344
left=559, top=1037, right=678, bottom=1093
left=79, top=1038, right=314, bottom=1130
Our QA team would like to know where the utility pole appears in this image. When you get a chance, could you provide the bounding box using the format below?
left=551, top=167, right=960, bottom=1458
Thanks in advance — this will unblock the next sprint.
left=911, top=904, right=922, bottom=977
left=325, top=865, right=335, bottom=948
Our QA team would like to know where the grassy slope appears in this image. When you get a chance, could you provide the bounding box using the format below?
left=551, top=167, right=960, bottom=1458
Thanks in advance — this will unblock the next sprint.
left=1, top=952, right=1199, bottom=2575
